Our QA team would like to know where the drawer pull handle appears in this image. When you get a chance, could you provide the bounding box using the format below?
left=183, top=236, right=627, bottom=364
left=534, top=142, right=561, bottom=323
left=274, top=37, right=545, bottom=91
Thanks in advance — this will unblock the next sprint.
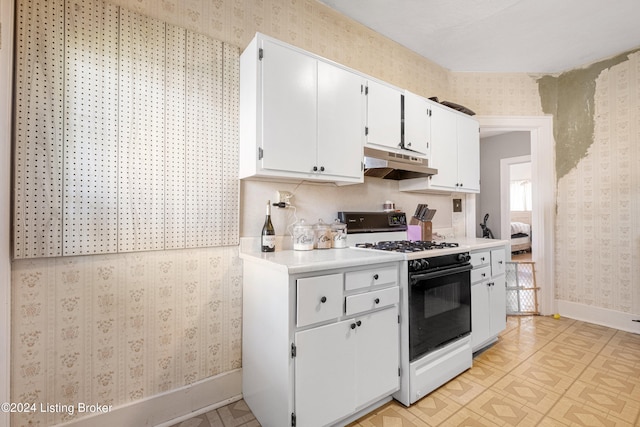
left=374, top=298, right=380, bottom=304
left=356, top=320, right=362, bottom=327
left=498, top=260, right=503, bottom=264
left=481, top=273, right=486, bottom=277
left=320, top=296, right=327, bottom=303
left=373, top=274, right=379, bottom=280
left=481, top=257, right=485, bottom=261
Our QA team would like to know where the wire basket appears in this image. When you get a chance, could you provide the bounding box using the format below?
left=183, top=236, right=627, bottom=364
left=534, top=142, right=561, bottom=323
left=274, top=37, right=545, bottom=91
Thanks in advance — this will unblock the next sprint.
left=506, top=261, right=539, bottom=315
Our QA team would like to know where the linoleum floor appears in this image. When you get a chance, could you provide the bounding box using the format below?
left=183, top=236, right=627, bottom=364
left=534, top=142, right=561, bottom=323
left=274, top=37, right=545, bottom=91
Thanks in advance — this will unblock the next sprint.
left=171, top=315, right=640, bottom=426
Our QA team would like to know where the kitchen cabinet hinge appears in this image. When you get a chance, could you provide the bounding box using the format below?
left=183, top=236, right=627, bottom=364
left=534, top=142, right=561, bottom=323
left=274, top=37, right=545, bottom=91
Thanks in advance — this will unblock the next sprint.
left=291, top=343, right=296, bottom=358
left=258, top=48, right=264, bottom=60
left=365, top=126, right=369, bottom=136
left=291, top=413, right=297, bottom=426
left=258, top=147, right=263, bottom=160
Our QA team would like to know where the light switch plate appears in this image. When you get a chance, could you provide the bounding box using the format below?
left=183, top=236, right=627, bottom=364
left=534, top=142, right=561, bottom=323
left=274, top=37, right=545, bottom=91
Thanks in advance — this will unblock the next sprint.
left=453, top=199, right=462, bottom=212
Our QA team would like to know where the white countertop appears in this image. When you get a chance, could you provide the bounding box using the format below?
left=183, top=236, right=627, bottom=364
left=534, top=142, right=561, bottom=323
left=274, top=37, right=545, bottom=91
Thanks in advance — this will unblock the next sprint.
left=239, top=246, right=404, bottom=274
left=239, top=237, right=508, bottom=274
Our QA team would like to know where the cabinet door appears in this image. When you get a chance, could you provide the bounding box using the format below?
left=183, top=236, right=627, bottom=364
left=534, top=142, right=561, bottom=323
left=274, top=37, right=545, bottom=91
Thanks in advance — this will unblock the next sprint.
left=489, top=275, right=507, bottom=336
left=355, top=306, right=399, bottom=407
left=427, top=103, right=458, bottom=190
left=295, top=320, right=356, bottom=427
left=456, top=115, right=480, bottom=192
left=403, top=91, right=431, bottom=157
left=317, top=62, right=365, bottom=179
left=491, top=248, right=506, bottom=276
left=261, top=40, right=317, bottom=173
left=471, top=281, right=491, bottom=351
left=366, top=80, right=401, bottom=150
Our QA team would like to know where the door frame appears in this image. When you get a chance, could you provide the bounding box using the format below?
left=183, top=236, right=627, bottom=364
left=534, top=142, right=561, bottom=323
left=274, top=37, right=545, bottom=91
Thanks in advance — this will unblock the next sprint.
left=476, top=115, right=555, bottom=316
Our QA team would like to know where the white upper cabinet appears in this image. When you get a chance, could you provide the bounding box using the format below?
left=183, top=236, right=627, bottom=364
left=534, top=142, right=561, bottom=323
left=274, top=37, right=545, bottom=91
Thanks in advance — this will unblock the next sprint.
left=239, top=34, right=364, bottom=185
left=260, top=38, right=317, bottom=175
left=365, top=79, right=402, bottom=152
left=403, top=91, right=431, bottom=157
left=317, top=61, right=366, bottom=180
left=399, top=101, right=480, bottom=194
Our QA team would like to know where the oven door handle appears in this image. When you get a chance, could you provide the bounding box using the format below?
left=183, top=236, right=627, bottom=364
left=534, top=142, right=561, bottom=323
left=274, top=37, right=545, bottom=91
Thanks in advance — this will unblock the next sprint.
left=410, top=264, right=472, bottom=285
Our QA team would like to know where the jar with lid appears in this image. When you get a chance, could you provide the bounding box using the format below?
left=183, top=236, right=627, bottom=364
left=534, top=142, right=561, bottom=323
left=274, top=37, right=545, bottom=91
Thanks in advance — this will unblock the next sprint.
left=331, top=219, right=348, bottom=248
left=314, top=219, right=332, bottom=249
left=292, top=219, right=314, bottom=251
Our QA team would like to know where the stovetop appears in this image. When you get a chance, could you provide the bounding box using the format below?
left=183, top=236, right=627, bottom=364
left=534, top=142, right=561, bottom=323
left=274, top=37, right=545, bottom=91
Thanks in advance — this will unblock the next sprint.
left=355, top=240, right=460, bottom=253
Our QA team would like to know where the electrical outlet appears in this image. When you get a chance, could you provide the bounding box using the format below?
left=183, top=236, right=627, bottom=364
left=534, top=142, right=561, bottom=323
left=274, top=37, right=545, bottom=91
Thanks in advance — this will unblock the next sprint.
left=276, top=191, right=293, bottom=206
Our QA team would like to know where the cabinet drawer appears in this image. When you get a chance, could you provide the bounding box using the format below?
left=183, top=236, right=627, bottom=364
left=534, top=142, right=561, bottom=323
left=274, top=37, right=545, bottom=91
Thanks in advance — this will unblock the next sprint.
left=297, top=274, right=344, bottom=327
left=345, top=286, right=399, bottom=316
left=470, top=251, right=490, bottom=268
left=345, top=266, right=398, bottom=291
left=491, top=248, right=506, bottom=276
left=471, top=266, right=491, bottom=284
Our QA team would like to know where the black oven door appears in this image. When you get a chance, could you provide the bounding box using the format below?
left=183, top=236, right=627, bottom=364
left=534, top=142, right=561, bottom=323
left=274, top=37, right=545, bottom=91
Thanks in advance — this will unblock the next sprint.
left=409, top=264, right=472, bottom=361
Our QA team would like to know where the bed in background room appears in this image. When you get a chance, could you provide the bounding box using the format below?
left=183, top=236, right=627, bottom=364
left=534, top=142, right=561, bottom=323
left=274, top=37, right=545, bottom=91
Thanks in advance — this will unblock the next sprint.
left=510, top=211, right=531, bottom=253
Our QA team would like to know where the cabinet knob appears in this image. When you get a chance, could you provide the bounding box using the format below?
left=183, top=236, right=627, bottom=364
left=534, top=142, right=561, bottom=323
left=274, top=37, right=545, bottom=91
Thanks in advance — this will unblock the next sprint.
left=481, top=257, right=485, bottom=261
left=313, top=166, right=318, bottom=172
left=320, top=296, right=327, bottom=303
left=373, top=274, right=379, bottom=280
left=481, top=273, right=486, bottom=277
left=498, top=260, right=503, bottom=264
left=374, top=298, right=380, bottom=304
left=350, top=323, right=357, bottom=330
left=320, top=166, right=325, bottom=172
left=356, top=320, right=362, bottom=327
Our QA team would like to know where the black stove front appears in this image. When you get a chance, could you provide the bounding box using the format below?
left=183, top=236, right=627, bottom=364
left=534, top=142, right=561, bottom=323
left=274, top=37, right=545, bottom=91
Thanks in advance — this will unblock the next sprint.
left=407, top=253, right=472, bottom=361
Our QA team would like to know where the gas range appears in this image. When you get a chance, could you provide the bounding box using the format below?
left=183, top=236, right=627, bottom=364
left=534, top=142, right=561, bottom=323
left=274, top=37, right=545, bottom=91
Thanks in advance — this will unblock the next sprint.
left=338, top=211, right=473, bottom=406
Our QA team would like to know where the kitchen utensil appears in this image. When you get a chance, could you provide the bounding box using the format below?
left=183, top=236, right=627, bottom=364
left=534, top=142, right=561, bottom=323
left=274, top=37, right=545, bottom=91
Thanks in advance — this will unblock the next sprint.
left=425, top=209, right=436, bottom=221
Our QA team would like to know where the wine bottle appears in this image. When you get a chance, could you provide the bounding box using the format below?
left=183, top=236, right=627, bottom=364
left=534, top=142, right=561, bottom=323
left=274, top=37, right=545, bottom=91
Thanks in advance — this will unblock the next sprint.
left=261, top=200, right=276, bottom=252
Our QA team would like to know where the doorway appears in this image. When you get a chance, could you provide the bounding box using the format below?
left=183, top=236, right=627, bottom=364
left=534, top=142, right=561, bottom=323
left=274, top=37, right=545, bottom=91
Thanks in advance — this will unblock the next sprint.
left=476, top=116, right=555, bottom=316
left=501, top=155, right=532, bottom=262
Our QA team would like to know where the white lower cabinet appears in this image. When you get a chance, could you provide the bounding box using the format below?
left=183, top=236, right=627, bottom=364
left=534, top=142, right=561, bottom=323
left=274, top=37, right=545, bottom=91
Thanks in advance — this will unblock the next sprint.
left=242, top=260, right=400, bottom=427
left=295, top=306, right=398, bottom=427
left=470, top=247, right=507, bottom=352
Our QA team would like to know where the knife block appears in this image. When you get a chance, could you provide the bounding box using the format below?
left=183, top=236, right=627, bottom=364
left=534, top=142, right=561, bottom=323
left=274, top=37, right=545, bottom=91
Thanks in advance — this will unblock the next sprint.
left=409, top=217, right=433, bottom=241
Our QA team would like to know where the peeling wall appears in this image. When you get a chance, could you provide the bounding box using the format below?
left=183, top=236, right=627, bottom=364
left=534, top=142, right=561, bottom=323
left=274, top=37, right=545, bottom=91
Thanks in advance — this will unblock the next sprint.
left=537, top=50, right=640, bottom=180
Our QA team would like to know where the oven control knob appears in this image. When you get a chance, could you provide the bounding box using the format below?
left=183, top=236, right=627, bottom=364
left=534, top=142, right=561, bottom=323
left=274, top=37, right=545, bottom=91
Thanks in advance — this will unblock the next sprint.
left=457, top=253, right=471, bottom=263
left=420, top=259, right=430, bottom=270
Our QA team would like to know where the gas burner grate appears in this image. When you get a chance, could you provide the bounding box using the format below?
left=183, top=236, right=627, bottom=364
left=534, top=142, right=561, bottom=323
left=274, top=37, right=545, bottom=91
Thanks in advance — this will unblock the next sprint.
left=357, top=240, right=459, bottom=253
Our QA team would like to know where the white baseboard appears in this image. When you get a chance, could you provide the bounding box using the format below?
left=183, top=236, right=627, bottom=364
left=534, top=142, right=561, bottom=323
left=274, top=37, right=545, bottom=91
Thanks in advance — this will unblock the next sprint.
left=57, top=369, right=242, bottom=427
left=556, top=300, right=640, bottom=334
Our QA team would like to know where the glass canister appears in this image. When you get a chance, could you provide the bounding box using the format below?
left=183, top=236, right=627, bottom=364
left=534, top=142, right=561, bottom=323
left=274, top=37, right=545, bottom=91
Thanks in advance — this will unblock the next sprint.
left=331, top=219, right=348, bottom=248
left=293, top=219, right=315, bottom=251
left=314, top=219, right=332, bottom=249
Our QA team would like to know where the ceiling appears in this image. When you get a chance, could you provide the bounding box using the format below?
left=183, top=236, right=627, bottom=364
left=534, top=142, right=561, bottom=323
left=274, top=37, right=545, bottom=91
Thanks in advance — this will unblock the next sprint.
left=317, top=0, right=640, bottom=73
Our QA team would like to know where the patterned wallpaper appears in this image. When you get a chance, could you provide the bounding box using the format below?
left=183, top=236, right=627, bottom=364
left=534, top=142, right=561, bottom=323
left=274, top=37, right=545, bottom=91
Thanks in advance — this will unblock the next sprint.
left=10, top=0, right=640, bottom=425
left=106, top=0, right=452, bottom=101
left=12, top=246, right=242, bottom=426
left=555, top=51, right=640, bottom=313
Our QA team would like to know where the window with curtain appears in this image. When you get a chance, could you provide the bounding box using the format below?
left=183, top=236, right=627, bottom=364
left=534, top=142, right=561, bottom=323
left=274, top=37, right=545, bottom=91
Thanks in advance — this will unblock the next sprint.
left=510, top=179, right=532, bottom=211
